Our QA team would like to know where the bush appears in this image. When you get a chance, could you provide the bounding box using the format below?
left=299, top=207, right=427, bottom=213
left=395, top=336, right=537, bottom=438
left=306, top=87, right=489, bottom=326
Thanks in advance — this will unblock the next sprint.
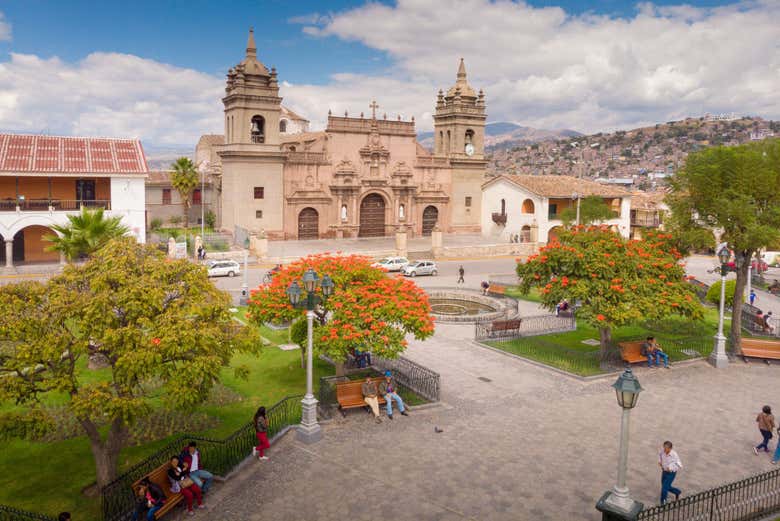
left=706, top=279, right=736, bottom=306
left=169, top=215, right=182, bottom=226
left=290, top=317, right=310, bottom=347
left=205, top=210, right=217, bottom=229
left=149, top=218, right=163, bottom=231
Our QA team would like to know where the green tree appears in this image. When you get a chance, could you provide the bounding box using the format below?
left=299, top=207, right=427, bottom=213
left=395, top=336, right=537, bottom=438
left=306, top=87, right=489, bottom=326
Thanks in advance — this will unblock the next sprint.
left=0, top=238, right=256, bottom=487
left=515, top=227, right=703, bottom=357
left=44, top=207, right=129, bottom=261
left=171, top=157, right=199, bottom=229
left=560, top=196, right=615, bottom=226
left=668, top=139, right=780, bottom=352
left=705, top=279, right=736, bottom=307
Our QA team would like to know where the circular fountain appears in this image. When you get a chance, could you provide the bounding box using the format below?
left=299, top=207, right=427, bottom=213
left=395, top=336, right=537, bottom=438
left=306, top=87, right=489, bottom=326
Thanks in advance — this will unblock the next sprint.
left=427, top=289, right=517, bottom=323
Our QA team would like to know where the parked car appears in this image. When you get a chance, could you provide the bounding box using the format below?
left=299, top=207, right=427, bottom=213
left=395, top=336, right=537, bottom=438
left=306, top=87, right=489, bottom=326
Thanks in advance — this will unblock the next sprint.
left=401, top=260, right=438, bottom=277
left=752, top=259, right=769, bottom=271
left=372, top=257, right=409, bottom=272
left=207, top=260, right=241, bottom=277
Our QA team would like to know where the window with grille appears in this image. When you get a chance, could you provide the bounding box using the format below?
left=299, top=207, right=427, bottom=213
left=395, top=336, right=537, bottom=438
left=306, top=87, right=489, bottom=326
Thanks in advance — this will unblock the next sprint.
left=254, top=187, right=264, bottom=199
left=256, top=210, right=263, bottom=219
left=162, top=188, right=171, bottom=205
left=465, top=196, right=472, bottom=207
left=192, top=189, right=201, bottom=205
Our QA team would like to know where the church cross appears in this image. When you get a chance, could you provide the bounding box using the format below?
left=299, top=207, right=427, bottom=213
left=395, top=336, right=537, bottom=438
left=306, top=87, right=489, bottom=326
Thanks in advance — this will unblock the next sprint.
left=369, top=100, right=379, bottom=119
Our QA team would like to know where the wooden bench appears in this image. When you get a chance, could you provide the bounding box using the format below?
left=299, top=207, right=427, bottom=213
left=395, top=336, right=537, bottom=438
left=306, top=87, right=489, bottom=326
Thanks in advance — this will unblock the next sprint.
left=336, top=377, right=387, bottom=416
left=742, top=338, right=780, bottom=361
left=486, top=319, right=522, bottom=337
left=131, top=463, right=182, bottom=519
left=619, top=341, right=647, bottom=364
left=487, top=284, right=506, bottom=296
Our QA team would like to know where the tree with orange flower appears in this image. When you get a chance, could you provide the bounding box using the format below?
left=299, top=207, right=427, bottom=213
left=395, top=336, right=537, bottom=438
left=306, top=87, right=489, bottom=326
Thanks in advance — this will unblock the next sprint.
left=516, top=226, right=703, bottom=357
left=247, top=254, right=434, bottom=368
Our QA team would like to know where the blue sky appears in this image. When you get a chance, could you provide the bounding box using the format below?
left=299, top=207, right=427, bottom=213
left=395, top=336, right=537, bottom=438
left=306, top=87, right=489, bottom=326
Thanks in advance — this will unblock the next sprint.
left=0, top=0, right=738, bottom=83
left=0, top=0, right=776, bottom=145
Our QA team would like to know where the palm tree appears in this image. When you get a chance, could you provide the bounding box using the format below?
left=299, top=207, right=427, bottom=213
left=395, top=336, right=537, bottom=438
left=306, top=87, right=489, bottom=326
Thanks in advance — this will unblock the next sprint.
left=45, top=207, right=130, bottom=261
left=170, top=157, right=199, bottom=230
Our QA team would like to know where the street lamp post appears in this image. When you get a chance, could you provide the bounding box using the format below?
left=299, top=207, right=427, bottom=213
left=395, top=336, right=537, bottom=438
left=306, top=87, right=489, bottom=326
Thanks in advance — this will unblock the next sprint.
left=596, top=368, right=644, bottom=521
left=239, top=248, right=249, bottom=306
left=709, top=245, right=731, bottom=368
left=286, top=268, right=334, bottom=444
left=572, top=191, right=581, bottom=226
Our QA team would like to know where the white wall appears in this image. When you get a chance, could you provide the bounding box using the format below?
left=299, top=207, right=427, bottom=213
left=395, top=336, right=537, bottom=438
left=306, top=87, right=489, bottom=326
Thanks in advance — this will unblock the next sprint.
left=481, top=179, right=541, bottom=241
left=110, top=177, right=147, bottom=243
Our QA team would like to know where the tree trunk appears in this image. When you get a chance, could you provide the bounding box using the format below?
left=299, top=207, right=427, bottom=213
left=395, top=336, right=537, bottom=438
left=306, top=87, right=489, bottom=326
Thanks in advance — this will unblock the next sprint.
left=80, top=417, right=125, bottom=488
left=183, top=200, right=190, bottom=230
left=335, top=361, right=346, bottom=377
left=729, top=251, right=752, bottom=355
left=599, top=326, right=613, bottom=360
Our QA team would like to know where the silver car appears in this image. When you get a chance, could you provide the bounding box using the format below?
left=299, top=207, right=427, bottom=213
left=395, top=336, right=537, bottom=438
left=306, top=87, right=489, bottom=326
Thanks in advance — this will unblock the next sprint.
left=372, top=256, right=410, bottom=272
left=207, top=260, right=241, bottom=277
left=401, top=260, right=438, bottom=277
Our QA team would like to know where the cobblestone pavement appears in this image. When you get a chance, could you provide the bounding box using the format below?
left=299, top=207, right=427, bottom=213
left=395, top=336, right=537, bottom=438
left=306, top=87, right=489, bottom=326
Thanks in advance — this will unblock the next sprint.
left=202, top=322, right=780, bottom=521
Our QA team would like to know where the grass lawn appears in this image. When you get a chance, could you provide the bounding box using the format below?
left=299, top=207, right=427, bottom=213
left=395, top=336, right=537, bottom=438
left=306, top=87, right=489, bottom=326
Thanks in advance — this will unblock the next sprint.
left=486, top=308, right=727, bottom=377
left=504, top=286, right=543, bottom=303
left=0, top=316, right=332, bottom=519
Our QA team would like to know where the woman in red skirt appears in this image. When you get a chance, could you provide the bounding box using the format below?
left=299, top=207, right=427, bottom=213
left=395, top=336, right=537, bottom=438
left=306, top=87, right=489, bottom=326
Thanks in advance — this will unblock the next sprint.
left=253, top=406, right=270, bottom=460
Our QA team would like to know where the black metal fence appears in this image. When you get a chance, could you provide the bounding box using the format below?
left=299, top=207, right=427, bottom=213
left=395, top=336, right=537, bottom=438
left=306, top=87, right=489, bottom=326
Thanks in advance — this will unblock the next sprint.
left=0, top=506, right=56, bottom=521
left=371, top=354, right=440, bottom=402
left=100, top=395, right=301, bottom=521
left=638, top=466, right=780, bottom=521
left=741, top=304, right=780, bottom=338
left=474, top=313, right=576, bottom=341
left=688, top=278, right=711, bottom=302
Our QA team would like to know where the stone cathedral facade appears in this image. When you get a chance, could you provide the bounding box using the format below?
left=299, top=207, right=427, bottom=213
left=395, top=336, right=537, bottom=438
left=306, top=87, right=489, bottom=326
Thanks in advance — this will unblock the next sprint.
left=197, top=30, right=487, bottom=240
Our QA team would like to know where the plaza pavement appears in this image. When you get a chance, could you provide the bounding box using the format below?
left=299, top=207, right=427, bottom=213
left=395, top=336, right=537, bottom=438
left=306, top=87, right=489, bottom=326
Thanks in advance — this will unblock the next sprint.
left=201, top=321, right=780, bottom=521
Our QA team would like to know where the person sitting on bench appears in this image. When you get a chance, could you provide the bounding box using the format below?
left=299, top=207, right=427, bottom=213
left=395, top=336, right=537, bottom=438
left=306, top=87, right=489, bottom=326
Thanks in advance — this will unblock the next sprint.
left=132, top=477, right=165, bottom=521
left=642, top=336, right=669, bottom=368
left=361, top=376, right=382, bottom=424
left=379, top=371, right=408, bottom=419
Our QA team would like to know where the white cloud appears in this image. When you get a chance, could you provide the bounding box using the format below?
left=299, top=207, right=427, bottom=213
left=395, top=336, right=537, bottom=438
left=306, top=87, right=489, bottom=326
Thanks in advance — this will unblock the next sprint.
left=292, top=0, right=780, bottom=133
left=0, top=1, right=778, bottom=147
left=0, top=12, right=11, bottom=41
left=0, top=52, right=223, bottom=145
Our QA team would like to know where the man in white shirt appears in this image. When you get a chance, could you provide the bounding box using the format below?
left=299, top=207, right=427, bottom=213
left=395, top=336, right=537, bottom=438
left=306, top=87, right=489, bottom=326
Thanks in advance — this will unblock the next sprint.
left=183, top=441, right=213, bottom=493
left=659, top=440, right=683, bottom=504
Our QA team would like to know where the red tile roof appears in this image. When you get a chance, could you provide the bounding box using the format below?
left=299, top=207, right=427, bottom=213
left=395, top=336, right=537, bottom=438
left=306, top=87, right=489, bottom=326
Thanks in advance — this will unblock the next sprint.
left=0, top=134, right=148, bottom=174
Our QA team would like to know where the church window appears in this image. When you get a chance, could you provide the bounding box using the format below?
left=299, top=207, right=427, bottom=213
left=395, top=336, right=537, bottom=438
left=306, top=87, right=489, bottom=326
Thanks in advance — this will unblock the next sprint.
left=446, top=130, right=451, bottom=154
left=251, top=115, right=265, bottom=143
left=279, top=119, right=287, bottom=133
left=465, top=129, right=474, bottom=144
left=438, top=131, right=443, bottom=154
left=289, top=145, right=296, bottom=152
left=465, top=196, right=472, bottom=207
left=399, top=204, right=405, bottom=220
left=192, top=189, right=202, bottom=205
left=256, top=210, right=263, bottom=219
left=500, top=199, right=506, bottom=215
left=341, top=205, right=348, bottom=221
left=162, top=188, right=171, bottom=205
left=254, top=187, right=264, bottom=199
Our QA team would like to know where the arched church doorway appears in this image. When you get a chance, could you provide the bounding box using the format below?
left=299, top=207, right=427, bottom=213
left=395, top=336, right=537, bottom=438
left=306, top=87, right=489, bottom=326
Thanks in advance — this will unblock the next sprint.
left=422, top=206, right=438, bottom=236
left=359, top=194, right=386, bottom=237
left=297, top=208, right=319, bottom=240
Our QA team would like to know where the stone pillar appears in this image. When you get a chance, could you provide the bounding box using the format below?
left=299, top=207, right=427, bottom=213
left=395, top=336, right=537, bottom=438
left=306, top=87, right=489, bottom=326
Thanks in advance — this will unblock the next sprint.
left=167, top=237, right=176, bottom=258
left=530, top=221, right=539, bottom=242
left=59, top=252, right=66, bottom=265
left=4, top=240, right=13, bottom=268
left=431, top=226, right=443, bottom=258
left=395, top=227, right=408, bottom=257
left=251, top=236, right=269, bottom=260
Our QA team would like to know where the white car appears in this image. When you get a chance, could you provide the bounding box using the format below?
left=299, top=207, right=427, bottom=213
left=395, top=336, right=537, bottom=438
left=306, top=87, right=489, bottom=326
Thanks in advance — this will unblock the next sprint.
left=207, top=260, right=241, bottom=277
left=401, top=260, right=438, bottom=277
left=372, top=257, right=409, bottom=272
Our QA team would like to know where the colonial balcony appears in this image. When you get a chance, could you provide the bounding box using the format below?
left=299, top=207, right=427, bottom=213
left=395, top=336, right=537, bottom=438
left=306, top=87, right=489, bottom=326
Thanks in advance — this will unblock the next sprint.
left=286, top=151, right=327, bottom=164
left=630, top=214, right=661, bottom=227
left=492, top=212, right=507, bottom=226
left=0, top=199, right=111, bottom=212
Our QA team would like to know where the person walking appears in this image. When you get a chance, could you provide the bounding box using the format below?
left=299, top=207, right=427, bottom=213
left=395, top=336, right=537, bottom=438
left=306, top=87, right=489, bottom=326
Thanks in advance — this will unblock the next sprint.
left=659, top=441, right=683, bottom=504
left=457, top=266, right=465, bottom=284
left=754, top=405, right=775, bottom=455
left=749, top=289, right=757, bottom=306
left=253, top=406, right=270, bottom=460
left=361, top=376, right=382, bottom=423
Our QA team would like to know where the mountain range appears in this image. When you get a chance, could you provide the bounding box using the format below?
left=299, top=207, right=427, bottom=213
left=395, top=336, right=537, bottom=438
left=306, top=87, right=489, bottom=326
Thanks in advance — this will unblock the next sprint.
left=416, top=122, right=582, bottom=152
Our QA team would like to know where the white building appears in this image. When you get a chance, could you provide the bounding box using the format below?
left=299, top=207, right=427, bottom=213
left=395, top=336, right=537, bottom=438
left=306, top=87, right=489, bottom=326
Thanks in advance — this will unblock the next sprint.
left=0, top=133, right=147, bottom=267
left=481, top=174, right=631, bottom=244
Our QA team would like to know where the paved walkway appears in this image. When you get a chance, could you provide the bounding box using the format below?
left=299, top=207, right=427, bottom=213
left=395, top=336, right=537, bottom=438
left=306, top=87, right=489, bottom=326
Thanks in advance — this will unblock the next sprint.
left=202, top=322, right=780, bottom=520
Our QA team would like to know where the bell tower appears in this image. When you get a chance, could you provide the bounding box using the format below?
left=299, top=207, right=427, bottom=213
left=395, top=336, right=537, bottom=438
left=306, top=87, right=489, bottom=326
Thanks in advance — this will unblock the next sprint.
left=217, top=29, right=286, bottom=238
left=433, top=59, right=487, bottom=233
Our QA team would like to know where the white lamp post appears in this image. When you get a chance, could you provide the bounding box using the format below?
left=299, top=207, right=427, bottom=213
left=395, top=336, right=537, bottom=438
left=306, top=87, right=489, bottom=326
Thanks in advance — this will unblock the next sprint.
left=596, top=368, right=644, bottom=520
left=572, top=191, right=581, bottom=226
left=287, top=269, right=334, bottom=444
left=709, top=245, right=730, bottom=368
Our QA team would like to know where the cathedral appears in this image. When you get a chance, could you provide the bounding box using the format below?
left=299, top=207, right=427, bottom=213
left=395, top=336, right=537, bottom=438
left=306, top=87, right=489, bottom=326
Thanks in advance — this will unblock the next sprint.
left=196, top=30, right=487, bottom=240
